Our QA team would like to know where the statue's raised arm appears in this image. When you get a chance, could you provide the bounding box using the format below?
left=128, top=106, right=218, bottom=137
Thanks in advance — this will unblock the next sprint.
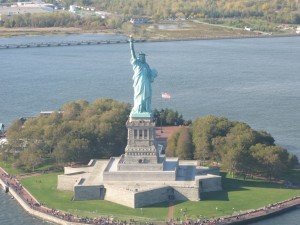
left=129, top=35, right=157, bottom=116
left=129, top=36, right=136, bottom=60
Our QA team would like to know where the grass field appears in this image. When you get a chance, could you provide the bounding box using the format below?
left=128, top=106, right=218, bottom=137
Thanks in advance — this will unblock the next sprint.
left=20, top=173, right=169, bottom=222
left=20, top=172, right=300, bottom=222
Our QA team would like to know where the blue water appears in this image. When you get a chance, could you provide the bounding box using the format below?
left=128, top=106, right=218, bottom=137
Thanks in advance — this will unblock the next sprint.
left=250, top=207, right=300, bottom=225
left=0, top=191, right=50, bottom=225
left=0, top=35, right=299, bottom=158
left=0, top=34, right=299, bottom=225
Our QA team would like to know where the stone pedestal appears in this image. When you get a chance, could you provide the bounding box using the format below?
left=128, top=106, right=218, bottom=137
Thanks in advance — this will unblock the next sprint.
left=123, top=116, right=159, bottom=165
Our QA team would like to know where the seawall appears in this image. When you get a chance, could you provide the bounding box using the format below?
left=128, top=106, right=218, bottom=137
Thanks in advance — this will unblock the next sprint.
left=217, top=198, right=300, bottom=225
left=0, top=166, right=299, bottom=225
left=0, top=168, right=85, bottom=225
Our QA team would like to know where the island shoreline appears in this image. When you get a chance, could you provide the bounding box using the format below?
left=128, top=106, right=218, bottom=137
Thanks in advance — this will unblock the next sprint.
left=1, top=167, right=299, bottom=225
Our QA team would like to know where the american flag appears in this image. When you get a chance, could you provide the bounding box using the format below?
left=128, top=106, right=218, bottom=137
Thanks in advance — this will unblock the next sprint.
left=161, top=92, right=171, bottom=99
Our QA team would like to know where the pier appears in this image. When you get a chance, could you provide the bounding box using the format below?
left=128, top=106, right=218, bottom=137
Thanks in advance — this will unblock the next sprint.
left=0, top=39, right=146, bottom=50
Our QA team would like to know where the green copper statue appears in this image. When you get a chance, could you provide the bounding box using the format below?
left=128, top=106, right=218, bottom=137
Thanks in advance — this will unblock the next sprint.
left=129, top=36, right=157, bottom=117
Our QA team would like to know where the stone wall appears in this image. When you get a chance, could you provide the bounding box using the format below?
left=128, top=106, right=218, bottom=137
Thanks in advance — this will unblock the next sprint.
left=200, top=176, right=222, bottom=192
left=177, top=165, right=195, bottom=180
left=173, top=186, right=200, bottom=201
left=103, top=171, right=176, bottom=181
left=105, top=185, right=200, bottom=208
left=196, top=167, right=220, bottom=176
left=64, top=167, right=93, bottom=174
left=105, top=185, right=171, bottom=208
left=0, top=178, right=6, bottom=190
left=74, top=183, right=103, bottom=200
left=104, top=185, right=135, bottom=208
left=135, top=186, right=169, bottom=208
left=57, top=173, right=89, bottom=191
left=118, top=162, right=164, bottom=171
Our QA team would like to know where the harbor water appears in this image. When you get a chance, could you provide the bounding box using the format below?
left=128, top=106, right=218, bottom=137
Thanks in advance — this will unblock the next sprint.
left=0, top=34, right=299, bottom=224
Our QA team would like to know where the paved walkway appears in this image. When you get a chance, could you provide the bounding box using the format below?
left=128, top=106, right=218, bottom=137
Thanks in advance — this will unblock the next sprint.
left=167, top=200, right=174, bottom=221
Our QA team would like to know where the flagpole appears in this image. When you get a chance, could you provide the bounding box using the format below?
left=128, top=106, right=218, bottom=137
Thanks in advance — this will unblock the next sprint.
left=160, top=112, right=163, bottom=133
left=161, top=92, right=171, bottom=133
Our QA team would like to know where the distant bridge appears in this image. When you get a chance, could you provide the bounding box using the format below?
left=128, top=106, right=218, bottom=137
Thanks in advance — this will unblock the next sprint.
left=0, top=39, right=146, bottom=50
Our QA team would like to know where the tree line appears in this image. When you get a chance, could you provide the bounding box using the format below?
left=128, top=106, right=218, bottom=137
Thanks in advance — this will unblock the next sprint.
left=1, top=1, right=299, bottom=30
left=0, top=12, right=108, bottom=29
left=0, top=100, right=184, bottom=171
left=62, top=0, right=300, bottom=24
left=166, top=115, right=298, bottom=180
left=1, top=99, right=130, bottom=171
left=0, top=100, right=298, bottom=180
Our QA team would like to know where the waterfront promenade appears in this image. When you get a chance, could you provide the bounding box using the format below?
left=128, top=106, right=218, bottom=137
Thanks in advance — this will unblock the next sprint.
left=0, top=167, right=299, bottom=225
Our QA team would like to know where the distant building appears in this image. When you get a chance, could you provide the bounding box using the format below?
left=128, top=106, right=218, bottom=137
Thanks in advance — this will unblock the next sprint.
left=15, top=1, right=54, bottom=9
left=244, top=26, right=251, bottom=31
left=40, top=111, right=63, bottom=116
left=296, top=26, right=300, bottom=34
left=155, top=126, right=185, bottom=154
left=69, top=5, right=77, bottom=13
left=0, top=138, right=7, bottom=148
left=130, top=17, right=149, bottom=25
left=0, top=1, right=54, bottom=15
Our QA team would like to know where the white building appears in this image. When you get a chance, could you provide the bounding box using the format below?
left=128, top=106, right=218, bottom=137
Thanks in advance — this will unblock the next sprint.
left=69, top=5, right=77, bottom=13
left=244, top=26, right=251, bottom=31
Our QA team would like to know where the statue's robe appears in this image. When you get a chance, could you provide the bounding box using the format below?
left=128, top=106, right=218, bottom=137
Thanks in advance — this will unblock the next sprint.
left=131, top=57, right=157, bottom=113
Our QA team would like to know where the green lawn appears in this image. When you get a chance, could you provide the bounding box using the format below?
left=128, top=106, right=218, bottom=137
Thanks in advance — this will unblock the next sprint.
left=20, top=173, right=168, bottom=222
left=173, top=177, right=300, bottom=220
left=20, top=173, right=300, bottom=222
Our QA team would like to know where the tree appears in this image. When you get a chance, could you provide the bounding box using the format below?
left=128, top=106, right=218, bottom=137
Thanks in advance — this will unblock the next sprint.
left=254, top=130, right=275, bottom=146
left=192, top=115, right=232, bottom=161
left=251, top=144, right=290, bottom=180
left=176, top=127, right=193, bottom=160
left=221, top=130, right=256, bottom=178
left=191, top=115, right=293, bottom=180
left=17, top=146, right=43, bottom=172
left=165, top=130, right=179, bottom=157
left=153, top=108, right=187, bottom=126
left=6, top=99, right=131, bottom=165
left=288, top=154, right=299, bottom=169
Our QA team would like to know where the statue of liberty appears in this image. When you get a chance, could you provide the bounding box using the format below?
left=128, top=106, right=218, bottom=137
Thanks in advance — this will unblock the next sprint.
left=129, top=36, right=157, bottom=116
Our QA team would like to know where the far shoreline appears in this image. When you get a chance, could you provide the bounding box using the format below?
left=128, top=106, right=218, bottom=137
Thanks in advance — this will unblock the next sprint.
left=0, top=27, right=299, bottom=43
